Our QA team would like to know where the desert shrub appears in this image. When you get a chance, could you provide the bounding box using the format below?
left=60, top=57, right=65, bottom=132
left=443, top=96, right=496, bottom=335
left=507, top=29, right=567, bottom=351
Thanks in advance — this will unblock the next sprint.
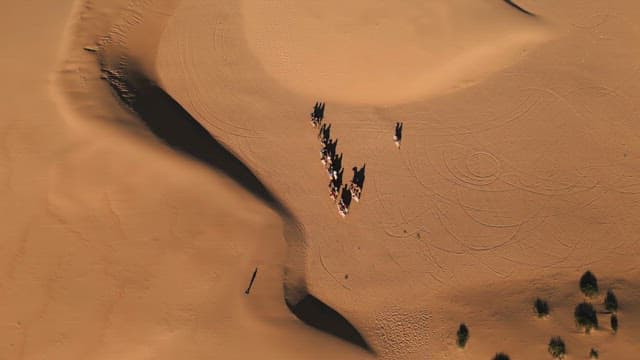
left=611, top=314, right=618, bottom=333
left=589, top=348, right=599, bottom=359
left=534, top=298, right=550, bottom=317
left=574, top=302, right=598, bottom=333
left=456, top=323, right=469, bottom=348
left=604, top=289, right=618, bottom=313
left=493, top=353, right=510, bottom=360
left=548, top=337, right=566, bottom=358
left=580, top=271, right=599, bottom=297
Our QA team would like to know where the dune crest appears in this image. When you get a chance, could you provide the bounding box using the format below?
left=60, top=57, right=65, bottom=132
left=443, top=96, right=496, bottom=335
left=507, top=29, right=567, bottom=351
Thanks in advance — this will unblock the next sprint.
left=62, top=0, right=373, bottom=356
left=242, top=0, right=550, bottom=104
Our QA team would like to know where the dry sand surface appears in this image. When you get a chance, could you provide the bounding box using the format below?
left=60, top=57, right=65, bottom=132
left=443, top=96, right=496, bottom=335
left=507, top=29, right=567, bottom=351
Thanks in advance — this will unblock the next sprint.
left=1, top=0, right=640, bottom=359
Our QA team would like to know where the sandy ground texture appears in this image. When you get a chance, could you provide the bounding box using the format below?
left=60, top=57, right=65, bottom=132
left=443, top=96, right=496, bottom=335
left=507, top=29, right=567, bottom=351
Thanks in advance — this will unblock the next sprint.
left=2, top=0, right=640, bottom=359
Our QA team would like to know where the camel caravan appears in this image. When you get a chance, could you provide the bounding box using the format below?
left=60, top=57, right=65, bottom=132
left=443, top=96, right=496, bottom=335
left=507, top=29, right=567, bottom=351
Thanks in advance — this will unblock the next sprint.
left=310, top=102, right=366, bottom=217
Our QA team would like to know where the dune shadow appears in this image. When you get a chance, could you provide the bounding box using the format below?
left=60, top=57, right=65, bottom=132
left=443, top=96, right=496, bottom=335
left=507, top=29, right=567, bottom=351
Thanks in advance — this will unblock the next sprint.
left=287, top=294, right=372, bottom=351
left=503, top=0, right=535, bottom=16
left=100, top=61, right=373, bottom=354
left=101, top=66, right=287, bottom=214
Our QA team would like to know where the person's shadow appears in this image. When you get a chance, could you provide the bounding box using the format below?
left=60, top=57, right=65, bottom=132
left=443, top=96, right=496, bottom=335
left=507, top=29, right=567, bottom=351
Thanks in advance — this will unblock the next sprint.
left=311, top=102, right=326, bottom=122
left=318, top=123, right=331, bottom=143
left=327, top=139, right=338, bottom=158
left=351, top=164, right=366, bottom=190
left=331, top=153, right=343, bottom=173
left=317, top=102, right=325, bottom=121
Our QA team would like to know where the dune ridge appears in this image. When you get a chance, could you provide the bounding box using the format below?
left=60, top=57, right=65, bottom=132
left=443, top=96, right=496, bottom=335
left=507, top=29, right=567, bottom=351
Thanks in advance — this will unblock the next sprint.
left=240, top=0, right=550, bottom=105
left=97, top=51, right=372, bottom=351
left=60, top=0, right=374, bottom=355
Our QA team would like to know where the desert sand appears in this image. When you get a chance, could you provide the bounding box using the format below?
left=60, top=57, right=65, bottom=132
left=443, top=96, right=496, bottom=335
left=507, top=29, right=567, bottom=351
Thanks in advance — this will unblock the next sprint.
left=1, top=0, right=639, bottom=359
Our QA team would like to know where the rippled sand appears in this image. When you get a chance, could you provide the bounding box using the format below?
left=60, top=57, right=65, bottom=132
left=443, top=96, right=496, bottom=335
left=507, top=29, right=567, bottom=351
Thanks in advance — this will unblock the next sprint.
left=2, top=1, right=640, bottom=359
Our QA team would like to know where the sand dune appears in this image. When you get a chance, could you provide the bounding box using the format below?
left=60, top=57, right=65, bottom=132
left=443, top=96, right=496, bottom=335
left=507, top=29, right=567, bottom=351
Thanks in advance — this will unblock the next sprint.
left=2, top=0, right=369, bottom=358
left=157, top=0, right=640, bottom=357
left=2, top=0, right=640, bottom=359
left=241, top=0, right=550, bottom=104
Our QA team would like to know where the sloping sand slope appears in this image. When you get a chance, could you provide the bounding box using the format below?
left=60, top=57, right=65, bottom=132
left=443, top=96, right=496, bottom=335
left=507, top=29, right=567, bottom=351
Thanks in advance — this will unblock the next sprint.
left=241, top=0, right=549, bottom=104
left=1, top=0, right=640, bottom=359
left=1, top=0, right=368, bottom=359
left=156, top=0, right=640, bottom=358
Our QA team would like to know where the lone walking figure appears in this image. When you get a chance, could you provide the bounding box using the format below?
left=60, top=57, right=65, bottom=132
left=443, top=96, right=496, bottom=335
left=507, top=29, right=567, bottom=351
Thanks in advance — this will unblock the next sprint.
left=394, top=122, right=403, bottom=149
left=245, top=267, right=258, bottom=295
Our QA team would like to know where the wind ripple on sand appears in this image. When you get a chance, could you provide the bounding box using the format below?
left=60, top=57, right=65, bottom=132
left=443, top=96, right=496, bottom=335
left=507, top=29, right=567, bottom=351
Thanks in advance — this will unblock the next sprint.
left=241, top=0, right=550, bottom=105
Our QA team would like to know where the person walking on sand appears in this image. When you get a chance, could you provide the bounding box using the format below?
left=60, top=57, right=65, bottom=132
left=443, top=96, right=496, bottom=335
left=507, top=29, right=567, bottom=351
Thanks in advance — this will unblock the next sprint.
left=394, top=122, right=403, bottom=149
